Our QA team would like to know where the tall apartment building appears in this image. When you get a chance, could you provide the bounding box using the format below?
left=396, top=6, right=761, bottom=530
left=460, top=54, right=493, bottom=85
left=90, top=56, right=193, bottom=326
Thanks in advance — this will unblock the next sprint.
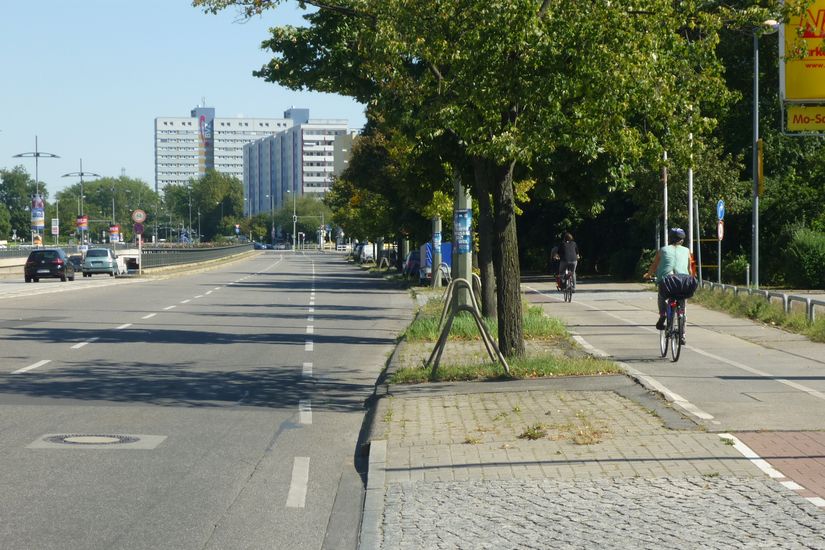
left=243, top=109, right=349, bottom=217
left=154, top=106, right=293, bottom=193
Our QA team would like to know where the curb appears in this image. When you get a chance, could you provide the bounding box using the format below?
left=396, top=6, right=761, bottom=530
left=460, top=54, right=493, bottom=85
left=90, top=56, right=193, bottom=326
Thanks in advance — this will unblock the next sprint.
left=358, top=439, right=386, bottom=550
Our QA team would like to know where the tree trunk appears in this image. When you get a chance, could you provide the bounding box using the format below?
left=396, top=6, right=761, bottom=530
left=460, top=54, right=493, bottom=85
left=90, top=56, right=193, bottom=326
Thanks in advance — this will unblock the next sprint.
left=490, top=159, right=524, bottom=357
left=471, top=157, right=498, bottom=319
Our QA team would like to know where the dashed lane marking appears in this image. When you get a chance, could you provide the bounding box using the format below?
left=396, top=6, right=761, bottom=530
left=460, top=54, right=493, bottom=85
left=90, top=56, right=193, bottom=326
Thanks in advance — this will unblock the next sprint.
left=163, top=306, right=176, bottom=311
left=180, top=299, right=191, bottom=304
left=116, top=323, right=132, bottom=330
left=142, top=313, right=157, bottom=320
left=299, top=400, right=312, bottom=424
left=71, top=337, right=99, bottom=350
left=302, top=362, right=313, bottom=378
left=13, top=360, right=51, bottom=374
left=307, top=326, right=314, bottom=334
left=286, top=457, right=310, bottom=508
left=305, top=341, right=314, bottom=352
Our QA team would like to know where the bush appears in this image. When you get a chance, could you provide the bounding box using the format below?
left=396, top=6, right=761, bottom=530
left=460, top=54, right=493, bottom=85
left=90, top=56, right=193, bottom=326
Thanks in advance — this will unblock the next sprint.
left=722, top=253, right=750, bottom=285
left=784, top=228, right=825, bottom=289
left=634, top=249, right=657, bottom=279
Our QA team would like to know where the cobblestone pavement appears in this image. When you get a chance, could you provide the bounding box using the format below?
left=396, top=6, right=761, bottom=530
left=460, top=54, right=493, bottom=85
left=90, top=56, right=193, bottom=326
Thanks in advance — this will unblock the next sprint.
left=359, top=340, right=825, bottom=549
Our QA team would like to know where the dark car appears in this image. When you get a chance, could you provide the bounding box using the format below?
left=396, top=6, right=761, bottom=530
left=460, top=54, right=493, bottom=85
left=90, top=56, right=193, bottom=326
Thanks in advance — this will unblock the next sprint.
left=24, top=248, right=76, bottom=282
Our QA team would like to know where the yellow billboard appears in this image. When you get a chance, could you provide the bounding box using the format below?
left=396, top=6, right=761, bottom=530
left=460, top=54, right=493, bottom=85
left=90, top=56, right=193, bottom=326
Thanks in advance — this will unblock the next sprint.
left=787, top=104, right=825, bottom=130
left=781, top=0, right=825, bottom=102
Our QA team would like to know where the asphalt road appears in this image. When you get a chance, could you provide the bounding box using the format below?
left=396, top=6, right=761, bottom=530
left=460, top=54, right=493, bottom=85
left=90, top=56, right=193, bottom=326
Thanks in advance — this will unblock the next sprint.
left=0, top=252, right=413, bottom=550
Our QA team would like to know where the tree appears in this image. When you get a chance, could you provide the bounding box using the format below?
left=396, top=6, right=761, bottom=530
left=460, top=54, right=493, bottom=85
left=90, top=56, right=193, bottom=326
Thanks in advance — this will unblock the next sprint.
left=194, top=1, right=746, bottom=355
left=0, top=203, right=11, bottom=239
left=0, top=166, right=39, bottom=240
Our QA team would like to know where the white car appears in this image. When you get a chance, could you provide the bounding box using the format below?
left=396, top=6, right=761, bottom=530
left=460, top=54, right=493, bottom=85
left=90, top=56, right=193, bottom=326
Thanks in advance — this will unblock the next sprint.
left=82, top=248, right=124, bottom=277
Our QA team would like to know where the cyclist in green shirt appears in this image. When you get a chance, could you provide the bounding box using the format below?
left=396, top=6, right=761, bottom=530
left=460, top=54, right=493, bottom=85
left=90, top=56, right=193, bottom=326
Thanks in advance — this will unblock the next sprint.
left=645, top=228, right=696, bottom=336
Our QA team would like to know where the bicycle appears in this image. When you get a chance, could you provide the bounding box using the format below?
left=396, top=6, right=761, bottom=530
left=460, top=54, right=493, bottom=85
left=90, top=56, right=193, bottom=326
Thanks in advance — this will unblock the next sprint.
left=659, top=293, right=686, bottom=362
left=561, top=267, right=574, bottom=303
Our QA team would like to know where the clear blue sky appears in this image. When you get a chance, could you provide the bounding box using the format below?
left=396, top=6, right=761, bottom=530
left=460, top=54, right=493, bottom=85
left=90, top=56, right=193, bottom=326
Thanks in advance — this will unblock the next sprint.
left=0, top=0, right=366, bottom=195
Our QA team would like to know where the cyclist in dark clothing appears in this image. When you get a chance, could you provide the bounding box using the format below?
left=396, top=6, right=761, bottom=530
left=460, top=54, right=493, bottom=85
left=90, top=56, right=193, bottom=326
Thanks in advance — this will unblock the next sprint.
left=557, top=232, right=579, bottom=290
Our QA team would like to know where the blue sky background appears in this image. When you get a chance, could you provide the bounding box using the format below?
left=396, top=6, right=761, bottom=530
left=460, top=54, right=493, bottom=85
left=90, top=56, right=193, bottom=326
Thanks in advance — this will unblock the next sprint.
left=0, top=0, right=367, bottom=194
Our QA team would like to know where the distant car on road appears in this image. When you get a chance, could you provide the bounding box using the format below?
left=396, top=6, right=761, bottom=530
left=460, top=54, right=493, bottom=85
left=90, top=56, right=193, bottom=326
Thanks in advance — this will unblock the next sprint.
left=82, top=248, right=121, bottom=277
left=24, top=248, right=76, bottom=282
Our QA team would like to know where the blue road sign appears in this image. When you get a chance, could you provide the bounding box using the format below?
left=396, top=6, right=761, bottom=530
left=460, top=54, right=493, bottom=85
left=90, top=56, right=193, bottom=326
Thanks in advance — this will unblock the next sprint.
left=717, top=200, right=725, bottom=221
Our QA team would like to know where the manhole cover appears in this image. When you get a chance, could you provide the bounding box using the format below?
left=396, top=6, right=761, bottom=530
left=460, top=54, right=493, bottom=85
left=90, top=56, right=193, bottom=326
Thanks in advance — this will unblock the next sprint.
left=44, top=434, right=140, bottom=446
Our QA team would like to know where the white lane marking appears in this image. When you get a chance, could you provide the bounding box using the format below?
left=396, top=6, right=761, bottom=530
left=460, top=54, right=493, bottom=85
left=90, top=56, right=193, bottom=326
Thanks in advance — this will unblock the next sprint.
left=305, top=341, right=314, bottom=352
left=528, top=284, right=825, bottom=404
left=691, top=347, right=825, bottom=403
left=307, top=316, right=314, bottom=323
left=286, top=457, right=310, bottom=508
left=781, top=480, right=805, bottom=491
left=195, top=295, right=204, bottom=299
left=718, top=434, right=785, bottom=478
left=214, top=287, right=220, bottom=291
left=807, top=497, right=825, bottom=507
left=71, top=337, right=99, bottom=349
left=309, top=307, right=315, bottom=313
left=572, top=334, right=715, bottom=421
left=299, top=400, right=312, bottom=424
left=163, top=306, right=176, bottom=311
left=302, top=362, right=313, bottom=377
left=205, top=291, right=213, bottom=295
left=142, top=313, right=157, bottom=320
left=309, top=301, right=315, bottom=307
left=116, top=323, right=133, bottom=330
left=180, top=299, right=191, bottom=304
left=13, top=360, right=51, bottom=374
left=306, top=326, right=314, bottom=334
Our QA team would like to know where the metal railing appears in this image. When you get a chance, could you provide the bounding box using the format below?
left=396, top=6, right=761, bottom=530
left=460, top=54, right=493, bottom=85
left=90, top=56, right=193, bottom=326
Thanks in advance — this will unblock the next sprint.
left=700, top=280, right=825, bottom=322
left=140, top=244, right=253, bottom=268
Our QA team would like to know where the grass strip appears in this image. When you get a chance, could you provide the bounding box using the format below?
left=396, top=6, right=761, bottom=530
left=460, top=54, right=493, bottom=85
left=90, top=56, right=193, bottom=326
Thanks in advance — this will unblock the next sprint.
left=692, top=288, right=825, bottom=342
left=389, top=354, right=621, bottom=384
left=404, top=300, right=567, bottom=342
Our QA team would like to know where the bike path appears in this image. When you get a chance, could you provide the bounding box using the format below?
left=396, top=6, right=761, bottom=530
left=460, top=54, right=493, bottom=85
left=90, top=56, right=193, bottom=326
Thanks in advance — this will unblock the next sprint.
left=525, top=278, right=825, bottom=506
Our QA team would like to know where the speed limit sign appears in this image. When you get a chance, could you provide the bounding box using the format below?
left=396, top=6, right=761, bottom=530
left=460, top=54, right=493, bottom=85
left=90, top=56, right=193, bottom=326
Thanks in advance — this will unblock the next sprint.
left=131, top=209, right=147, bottom=223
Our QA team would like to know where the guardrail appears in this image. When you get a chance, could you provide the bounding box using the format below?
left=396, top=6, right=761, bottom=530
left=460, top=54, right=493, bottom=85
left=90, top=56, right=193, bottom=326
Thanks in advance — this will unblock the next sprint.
left=0, top=243, right=254, bottom=274
left=140, top=244, right=253, bottom=268
left=700, top=280, right=825, bottom=322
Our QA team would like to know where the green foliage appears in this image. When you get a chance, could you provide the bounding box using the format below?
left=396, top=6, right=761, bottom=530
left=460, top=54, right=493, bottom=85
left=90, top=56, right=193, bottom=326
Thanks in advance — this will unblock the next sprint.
left=0, top=203, right=11, bottom=238
left=634, top=249, right=657, bottom=280
left=722, top=253, right=750, bottom=285
left=0, top=166, right=37, bottom=239
left=783, top=228, right=825, bottom=289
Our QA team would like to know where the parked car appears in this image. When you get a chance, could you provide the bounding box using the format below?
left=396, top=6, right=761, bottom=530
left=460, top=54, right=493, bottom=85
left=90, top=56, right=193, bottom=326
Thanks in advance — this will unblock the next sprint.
left=24, top=248, right=76, bottom=282
left=81, top=248, right=121, bottom=277
left=253, top=242, right=265, bottom=250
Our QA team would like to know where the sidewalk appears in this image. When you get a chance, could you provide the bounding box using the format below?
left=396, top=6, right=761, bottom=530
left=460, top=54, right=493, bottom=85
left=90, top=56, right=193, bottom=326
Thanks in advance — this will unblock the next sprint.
left=359, top=334, right=825, bottom=548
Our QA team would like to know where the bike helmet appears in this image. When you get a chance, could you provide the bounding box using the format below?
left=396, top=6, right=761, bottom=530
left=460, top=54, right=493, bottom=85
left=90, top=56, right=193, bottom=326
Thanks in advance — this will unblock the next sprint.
left=669, top=227, right=686, bottom=242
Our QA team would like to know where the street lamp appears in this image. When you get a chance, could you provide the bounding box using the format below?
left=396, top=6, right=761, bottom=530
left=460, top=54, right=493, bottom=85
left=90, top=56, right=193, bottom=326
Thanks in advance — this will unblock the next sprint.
left=752, top=19, right=779, bottom=289
left=265, top=193, right=275, bottom=244
left=62, top=159, right=100, bottom=244
left=14, top=136, right=59, bottom=196
left=287, top=186, right=297, bottom=251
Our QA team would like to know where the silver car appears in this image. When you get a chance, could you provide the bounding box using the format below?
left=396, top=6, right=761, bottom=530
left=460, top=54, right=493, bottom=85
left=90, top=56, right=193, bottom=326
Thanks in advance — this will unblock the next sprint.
left=82, top=248, right=120, bottom=277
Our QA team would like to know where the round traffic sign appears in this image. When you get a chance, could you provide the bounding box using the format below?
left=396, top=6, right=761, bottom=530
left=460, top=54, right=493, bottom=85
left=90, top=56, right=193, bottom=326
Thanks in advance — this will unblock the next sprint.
left=717, top=220, right=724, bottom=241
left=716, top=200, right=725, bottom=221
left=132, top=209, right=147, bottom=223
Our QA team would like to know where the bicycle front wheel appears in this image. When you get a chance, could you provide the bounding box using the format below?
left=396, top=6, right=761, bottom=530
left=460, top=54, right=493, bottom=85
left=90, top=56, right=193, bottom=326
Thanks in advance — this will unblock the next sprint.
left=670, top=315, right=684, bottom=361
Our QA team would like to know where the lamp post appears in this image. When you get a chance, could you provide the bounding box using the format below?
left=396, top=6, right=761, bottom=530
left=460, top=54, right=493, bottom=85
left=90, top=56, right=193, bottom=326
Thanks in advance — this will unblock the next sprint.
left=14, top=136, right=59, bottom=196
left=15, top=136, right=59, bottom=243
left=62, top=159, right=100, bottom=244
left=752, top=19, right=779, bottom=289
left=265, top=194, right=275, bottom=244
left=187, top=185, right=193, bottom=245
left=287, top=186, right=297, bottom=251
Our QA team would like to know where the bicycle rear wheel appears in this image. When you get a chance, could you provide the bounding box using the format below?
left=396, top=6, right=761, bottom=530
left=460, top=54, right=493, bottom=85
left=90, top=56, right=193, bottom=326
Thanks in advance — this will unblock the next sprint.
left=564, top=281, right=572, bottom=302
left=670, top=314, right=683, bottom=361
